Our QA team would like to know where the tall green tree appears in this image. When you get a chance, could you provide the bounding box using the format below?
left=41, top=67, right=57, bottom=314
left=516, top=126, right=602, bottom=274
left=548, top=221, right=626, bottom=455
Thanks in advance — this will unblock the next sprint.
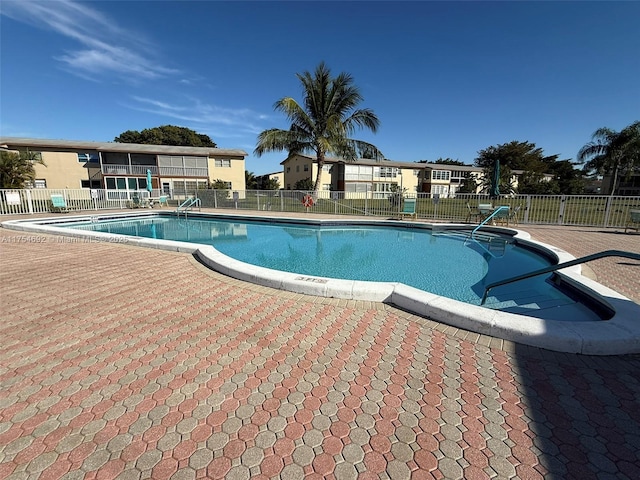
left=114, top=125, right=217, bottom=147
left=474, top=140, right=584, bottom=194
left=0, top=151, right=45, bottom=188
left=261, top=178, right=281, bottom=190
left=578, top=121, right=640, bottom=195
left=245, top=171, right=257, bottom=190
left=294, top=178, right=314, bottom=191
left=254, top=62, right=383, bottom=194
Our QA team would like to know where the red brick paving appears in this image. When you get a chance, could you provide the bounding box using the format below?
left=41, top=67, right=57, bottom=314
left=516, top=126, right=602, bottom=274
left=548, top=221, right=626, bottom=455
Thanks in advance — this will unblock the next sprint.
left=1, top=221, right=639, bottom=479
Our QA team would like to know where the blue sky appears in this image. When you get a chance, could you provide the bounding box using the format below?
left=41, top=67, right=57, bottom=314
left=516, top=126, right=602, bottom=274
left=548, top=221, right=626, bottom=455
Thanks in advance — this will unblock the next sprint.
left=1, top=1, right=639, bottom=176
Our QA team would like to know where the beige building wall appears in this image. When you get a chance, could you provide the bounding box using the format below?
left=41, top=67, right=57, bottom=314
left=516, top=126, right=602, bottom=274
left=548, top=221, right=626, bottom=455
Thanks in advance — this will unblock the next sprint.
left=282, top=155, right=314, bottom=189
left=396, top=168, right=420, bottom=194
left=34, top=151, right=92, bottom=189
left=207, top=156, right=246, bottom=191
left=268, top=172, right=285, bottom=189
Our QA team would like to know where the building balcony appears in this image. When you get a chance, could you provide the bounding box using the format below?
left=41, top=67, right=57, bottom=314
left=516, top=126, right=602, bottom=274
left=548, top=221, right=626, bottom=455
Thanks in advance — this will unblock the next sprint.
left=101, top=164, right=208, bottom=177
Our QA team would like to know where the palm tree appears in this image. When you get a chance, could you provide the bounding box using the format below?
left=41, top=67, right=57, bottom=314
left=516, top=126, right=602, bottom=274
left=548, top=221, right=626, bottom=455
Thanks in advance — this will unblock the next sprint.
left=0, top=151, right=46, bottom=188
left=578, top=121, right=640, bottom=195
left=254, top=62, right=383, bottom=194
left=245, top=170, right=257, bottom=190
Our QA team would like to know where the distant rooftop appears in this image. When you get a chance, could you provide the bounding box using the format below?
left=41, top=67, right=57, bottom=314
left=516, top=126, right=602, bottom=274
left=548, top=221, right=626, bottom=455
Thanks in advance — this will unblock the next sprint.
left=0, top=137, right=248, bottom=157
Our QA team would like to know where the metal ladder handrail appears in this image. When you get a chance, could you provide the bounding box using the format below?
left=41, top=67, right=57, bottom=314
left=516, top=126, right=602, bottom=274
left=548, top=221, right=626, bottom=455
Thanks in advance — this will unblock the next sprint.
left=175, top=196, right=201, bottom=217
left=470, top=206, right=510, bottom=239
left=480, top=250, right=640, bottom=305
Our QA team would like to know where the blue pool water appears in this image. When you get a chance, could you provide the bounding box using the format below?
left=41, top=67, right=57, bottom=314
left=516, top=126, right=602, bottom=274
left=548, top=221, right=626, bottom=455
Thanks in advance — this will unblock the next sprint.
left=62, top=215, right=599, bottom=320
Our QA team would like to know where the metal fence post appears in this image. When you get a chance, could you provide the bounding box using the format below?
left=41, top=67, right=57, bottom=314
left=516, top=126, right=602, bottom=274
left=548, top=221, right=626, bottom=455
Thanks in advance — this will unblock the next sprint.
left=25, top=189, right=34, bottom=214
left=524, top=196, right=531, bottom=223
left=603, top=196, right=613, bottom=228
left=558, top=195, right=566, bottom=225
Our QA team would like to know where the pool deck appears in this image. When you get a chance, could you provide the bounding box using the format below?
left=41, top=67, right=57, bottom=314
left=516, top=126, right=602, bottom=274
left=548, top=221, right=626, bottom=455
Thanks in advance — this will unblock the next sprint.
left=1, top=210, right=639, bottom=479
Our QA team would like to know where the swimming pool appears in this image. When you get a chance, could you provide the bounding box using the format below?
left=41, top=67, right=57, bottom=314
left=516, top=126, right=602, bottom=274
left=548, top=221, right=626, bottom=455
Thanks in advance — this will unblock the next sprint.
left=60, top=215, right=585, bottom=317
left=4, top=211, right=639, bottom=354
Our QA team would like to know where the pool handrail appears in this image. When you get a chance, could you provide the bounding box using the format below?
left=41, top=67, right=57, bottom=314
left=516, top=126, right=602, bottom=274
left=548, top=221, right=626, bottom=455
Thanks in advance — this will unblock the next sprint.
left=176, top=196, right=201, bottom=217
left=470, top=206, right=510, bottom=239
left=480, top=249, right=640, bottom=305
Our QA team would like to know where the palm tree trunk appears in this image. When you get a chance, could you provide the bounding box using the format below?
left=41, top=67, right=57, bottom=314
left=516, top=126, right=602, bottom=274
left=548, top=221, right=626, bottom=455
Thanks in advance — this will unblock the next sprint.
left=313, top=153, right=325, bottom=196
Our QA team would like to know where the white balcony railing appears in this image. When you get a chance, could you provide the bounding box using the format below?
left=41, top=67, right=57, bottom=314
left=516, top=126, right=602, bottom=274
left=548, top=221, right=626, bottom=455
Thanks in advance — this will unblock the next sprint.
left=101, top=164, right=208, bottom=177
left=101, top=165, right=159, bottom=176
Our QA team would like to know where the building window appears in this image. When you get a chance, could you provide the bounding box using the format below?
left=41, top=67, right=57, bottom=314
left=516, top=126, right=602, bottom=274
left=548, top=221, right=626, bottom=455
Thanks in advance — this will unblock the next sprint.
left=77, top=152, right=99, bottom=163
left=105, top=177, right=147, bottom=190
left=431, top=184, right=450, bottom=196
left=286, top=167, right=291, bottom=173
left=374, top=167, right=398, bottom=178
left=345, top=182, right=371, bottom=193
left=34, top=179, right=47, bottom=188
left=431, top=170, right=451, bottom=181
left=345, top=165, right=373, bottom=181
left=81, top=180, right=102, bottom=188
left=296, top=165, right=300, bottom=172
left=373, top=183, right=397, bottom=193
left=215, top=159, right=231, bottom=167
left=303, top=164, right=309, bottom=172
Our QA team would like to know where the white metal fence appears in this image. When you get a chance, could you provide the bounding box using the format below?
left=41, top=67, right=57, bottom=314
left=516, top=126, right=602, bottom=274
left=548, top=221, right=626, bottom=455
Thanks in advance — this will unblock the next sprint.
left=1, top=188, right=639, bottom=228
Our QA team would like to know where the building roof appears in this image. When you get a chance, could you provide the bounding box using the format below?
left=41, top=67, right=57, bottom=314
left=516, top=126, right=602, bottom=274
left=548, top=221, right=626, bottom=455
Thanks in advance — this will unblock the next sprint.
left=283, top=154, right=482, bottom=171
left=0, top=137, right=247, bottom=157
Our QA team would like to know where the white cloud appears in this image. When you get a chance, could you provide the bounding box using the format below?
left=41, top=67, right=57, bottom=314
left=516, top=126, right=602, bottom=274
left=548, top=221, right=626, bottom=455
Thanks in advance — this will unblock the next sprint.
left=124, top=96, right=269, bottom=137
left=1, top=0, right=178, bottom=81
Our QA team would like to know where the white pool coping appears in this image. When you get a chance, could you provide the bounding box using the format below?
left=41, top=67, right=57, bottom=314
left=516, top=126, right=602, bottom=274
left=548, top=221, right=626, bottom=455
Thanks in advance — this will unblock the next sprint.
left=3, top=211, right=639, bottom=355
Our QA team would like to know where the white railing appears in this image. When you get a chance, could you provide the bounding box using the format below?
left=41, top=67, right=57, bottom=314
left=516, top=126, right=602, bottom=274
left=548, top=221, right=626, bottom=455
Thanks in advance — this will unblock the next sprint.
left=0, top=188, right=166, bottom=214
left=2, top=188, right=639, bottom=228
left=158, top=166, right=208, bottom=177
left=101, top=164, right=159, bottom=175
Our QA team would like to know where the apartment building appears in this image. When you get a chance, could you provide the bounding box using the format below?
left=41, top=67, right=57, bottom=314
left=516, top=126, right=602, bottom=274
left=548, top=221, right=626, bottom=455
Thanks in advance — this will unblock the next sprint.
left=0, top=137, right=247, bottom=199
left=281, top=154, right=492, bottom=197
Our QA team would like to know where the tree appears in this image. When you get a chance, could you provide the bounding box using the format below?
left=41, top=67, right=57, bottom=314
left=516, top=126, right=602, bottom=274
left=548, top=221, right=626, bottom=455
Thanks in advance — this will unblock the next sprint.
left=260, top=178, right=280, bottom=190
left=208, top=179, right=231, bottom=203
left=474, top=140, right=585, bottom=195
left=415, top=158, right=466, bottom=165
left=114, top=125, right=217, bottom=147
left=245, top=171, right=257, bottom=190
left=457, top=176, right=479, bottom=194
left=254, top=62, right=383, bottom=195
left=578, top=121, right=640, bottom=195
left=0, top=151, right=46, bottom=188
left=294, top=178, right=314, bottom=190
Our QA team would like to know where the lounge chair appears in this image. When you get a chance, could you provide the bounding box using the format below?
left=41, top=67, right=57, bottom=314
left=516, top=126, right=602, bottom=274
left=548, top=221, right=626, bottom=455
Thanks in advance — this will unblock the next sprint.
left=508, top=205, right=521, bottom=226
left=625, top=209, right=640, bottom=233
left=493, top=206, right=511, bottom=225
left=478, top=203, right=493, bottom=221
left=157, top=196, right=169, bottom=207
left=398, top=198, right=417, bottom=220
left=466, top=202, right=481, bottom=223
left=129, top=194, right=144, bottom=209
left=50, top=194, right=70, bottom=213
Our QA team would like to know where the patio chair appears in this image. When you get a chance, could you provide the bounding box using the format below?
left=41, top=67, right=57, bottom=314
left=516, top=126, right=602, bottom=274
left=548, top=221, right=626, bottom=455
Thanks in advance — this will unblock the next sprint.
left=157, top=195, right=169, bottom=207
left=478, top=203, right=493, bottom=221
left=625, top=209, right=640, bottom=233
left=129, top=194, right=143, bottom=208
left=50, top=194, right=70, bottom=213
left=493, top=206, right=511, bottom=225
left=398, top=198, right=417, bottom=220
left=466, top=202, right=481, bottom=223
left=508, top=205, right=522, bottom=226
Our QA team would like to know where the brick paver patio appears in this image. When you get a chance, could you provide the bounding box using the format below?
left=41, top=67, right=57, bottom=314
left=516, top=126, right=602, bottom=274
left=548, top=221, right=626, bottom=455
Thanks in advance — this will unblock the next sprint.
left=1, top=219, right=639, bottom=479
